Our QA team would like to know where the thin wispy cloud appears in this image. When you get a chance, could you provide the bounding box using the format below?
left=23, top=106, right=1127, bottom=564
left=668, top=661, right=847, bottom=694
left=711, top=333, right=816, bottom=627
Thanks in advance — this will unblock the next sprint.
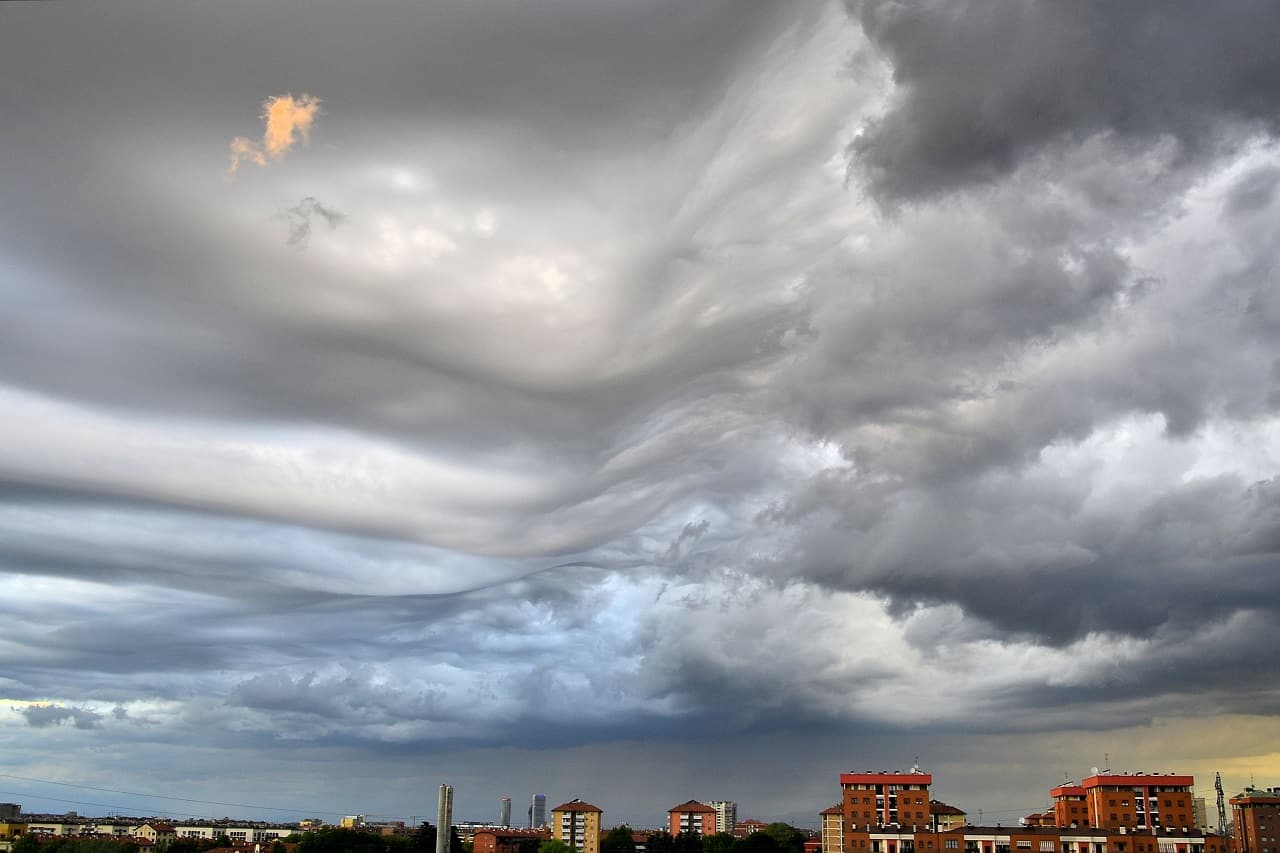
left=279, top=196, right=345, bottom=247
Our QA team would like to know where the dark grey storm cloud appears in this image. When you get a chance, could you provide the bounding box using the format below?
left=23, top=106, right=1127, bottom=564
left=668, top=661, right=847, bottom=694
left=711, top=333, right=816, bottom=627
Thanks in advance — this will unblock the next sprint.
left=19, top=704, right=103, bottom=730
left=0, top=0, right=1278, bottom=826
left=845, top=0, right=1280, bottom=200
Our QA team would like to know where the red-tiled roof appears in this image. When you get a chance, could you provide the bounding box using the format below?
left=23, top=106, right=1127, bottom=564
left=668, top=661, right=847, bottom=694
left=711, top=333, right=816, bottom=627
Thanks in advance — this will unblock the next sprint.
left=668, top=801, right=715, bottom=814
left=819, top=806, right=843, bottom=816
left=930, top=802, right=966, bottom=816
left=553, top=800, right=602, bottom=813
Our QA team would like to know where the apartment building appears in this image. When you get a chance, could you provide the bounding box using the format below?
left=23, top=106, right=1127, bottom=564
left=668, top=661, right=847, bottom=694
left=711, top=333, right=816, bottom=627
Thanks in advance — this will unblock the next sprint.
left=822, top=806, right=844, bottom=853
left=551, top=799, right=602, bottom=853
left=1052, top=787, right=1090, bottom=829
left=1079, top=774, right=1196, bottom=831
left=1230, top=786, right=1280, bottom=853
left=930, top=804, right=966, bottom=832
left=841, top=771, right=934, bottom=831
left=136, top=824, right=177, bottom=844
left=668, top=802, right=718, bottom=837
left=710, top=802, right=738, bottom=835
left=473, top=828, right=550, bottom=853
left=0, top=822, right=27, bottom=853
left=840, top=824, right=1224, bottom=853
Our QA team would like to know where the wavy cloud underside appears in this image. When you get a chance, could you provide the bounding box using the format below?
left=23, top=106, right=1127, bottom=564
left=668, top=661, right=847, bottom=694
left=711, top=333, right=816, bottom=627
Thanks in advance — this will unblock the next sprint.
left=0, top=0, right=1278, bottom=824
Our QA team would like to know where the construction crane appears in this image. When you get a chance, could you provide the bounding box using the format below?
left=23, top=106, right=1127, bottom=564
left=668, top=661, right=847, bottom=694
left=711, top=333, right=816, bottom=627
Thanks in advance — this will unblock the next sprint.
left=1216, top=771, right=1228, bottom=836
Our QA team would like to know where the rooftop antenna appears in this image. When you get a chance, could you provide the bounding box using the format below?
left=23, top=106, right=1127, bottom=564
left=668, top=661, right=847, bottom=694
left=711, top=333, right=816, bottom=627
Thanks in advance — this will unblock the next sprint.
left=912, top=756, right=922, bottom=773
left=1104, top=753, right=1110, bottom=772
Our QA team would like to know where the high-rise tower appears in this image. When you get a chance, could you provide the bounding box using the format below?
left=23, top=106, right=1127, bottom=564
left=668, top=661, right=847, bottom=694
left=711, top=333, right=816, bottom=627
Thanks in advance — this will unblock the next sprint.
left=532, top=794, right=547, bottom=828
left=709, top=802, right=737, bottom=835
left=500, top=797, right=512, bottom=827
left=436, top=784, right=454, bottom=853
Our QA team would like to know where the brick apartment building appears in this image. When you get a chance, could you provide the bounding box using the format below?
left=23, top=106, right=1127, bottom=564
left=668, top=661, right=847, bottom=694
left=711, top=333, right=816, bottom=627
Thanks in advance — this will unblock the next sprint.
left=668, top=802, right=718, bottom=837
left=473, top=828, right=549, bottom=853
left=826, top=767, right=1221, bottom=853
left=1230, top=786, right=1280, bottom=853
left=1072, top=774, right=1196, bottom=831
left=829, top=823, right=1223, bottom=853
left=840, top=770, right=934, bottom=831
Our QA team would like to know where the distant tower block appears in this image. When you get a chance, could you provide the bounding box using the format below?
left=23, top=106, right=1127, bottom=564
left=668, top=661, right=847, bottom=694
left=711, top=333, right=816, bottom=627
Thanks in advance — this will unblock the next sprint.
left=437, top=784, right=454, bottom=853
left=532, top=794, right=547, bottom=829
left=710, top=802, right=737, bottom=834
left=500, top=797, right=512, bottom=827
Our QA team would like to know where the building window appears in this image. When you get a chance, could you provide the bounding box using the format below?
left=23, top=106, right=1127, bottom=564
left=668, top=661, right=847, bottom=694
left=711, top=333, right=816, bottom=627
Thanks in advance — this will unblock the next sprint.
left=1040, top=843, right=1055, bottom=851
left=946, top=843, right=958, bottom=850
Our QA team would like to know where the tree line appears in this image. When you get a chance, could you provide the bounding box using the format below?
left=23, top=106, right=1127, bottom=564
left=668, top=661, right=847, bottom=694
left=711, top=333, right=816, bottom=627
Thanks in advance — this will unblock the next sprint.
left=599, top=823, right=807, bottom=853
left=11, top=822, right=806, bottom=853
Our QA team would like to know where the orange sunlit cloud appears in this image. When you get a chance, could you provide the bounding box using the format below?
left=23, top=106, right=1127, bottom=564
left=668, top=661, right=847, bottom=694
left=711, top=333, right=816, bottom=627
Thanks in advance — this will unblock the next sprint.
left=228, top=93, right=322, bottom=174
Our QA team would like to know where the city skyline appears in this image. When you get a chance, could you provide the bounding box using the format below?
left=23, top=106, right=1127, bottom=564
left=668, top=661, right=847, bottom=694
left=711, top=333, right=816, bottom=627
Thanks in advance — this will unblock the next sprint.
left=2, top=0, right=1279, bottom=835
left=0, top=766, right=1270, bottom=832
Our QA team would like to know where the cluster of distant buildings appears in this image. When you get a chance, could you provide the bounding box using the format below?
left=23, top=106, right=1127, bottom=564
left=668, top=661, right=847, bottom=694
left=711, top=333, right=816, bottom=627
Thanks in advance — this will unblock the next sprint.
left=0, top=814, right=299, bottom=850
left=441, top=787, right=760, bottom=853
left=2, top=768, right=1277, bottom=853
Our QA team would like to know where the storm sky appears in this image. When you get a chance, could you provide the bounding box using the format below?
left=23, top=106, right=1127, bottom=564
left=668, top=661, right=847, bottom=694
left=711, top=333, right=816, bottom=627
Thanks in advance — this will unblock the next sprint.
left=2, top=0, right=1279, bottom=830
